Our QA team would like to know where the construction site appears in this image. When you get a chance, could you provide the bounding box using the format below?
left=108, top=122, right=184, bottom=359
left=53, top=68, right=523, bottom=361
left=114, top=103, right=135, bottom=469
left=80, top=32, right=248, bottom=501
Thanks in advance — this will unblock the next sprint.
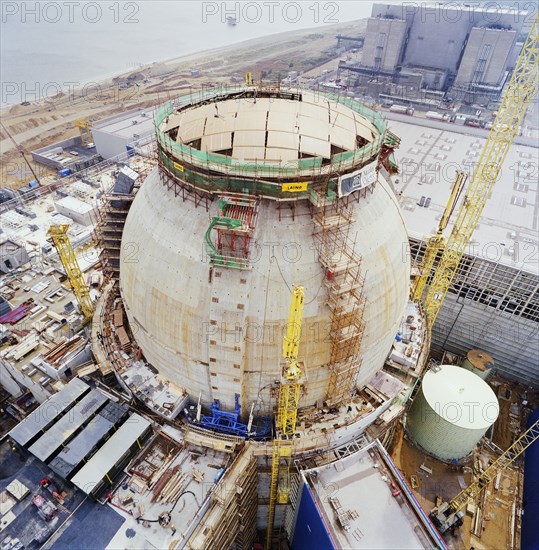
left=0, top=10, right=538, bottom=550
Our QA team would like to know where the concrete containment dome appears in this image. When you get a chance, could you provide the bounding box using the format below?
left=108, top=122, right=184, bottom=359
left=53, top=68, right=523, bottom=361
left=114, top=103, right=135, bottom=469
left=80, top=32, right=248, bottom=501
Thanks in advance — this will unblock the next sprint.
left=119, top=88, right=409, bottom=414
left=407, top=365, right=499, bottom=461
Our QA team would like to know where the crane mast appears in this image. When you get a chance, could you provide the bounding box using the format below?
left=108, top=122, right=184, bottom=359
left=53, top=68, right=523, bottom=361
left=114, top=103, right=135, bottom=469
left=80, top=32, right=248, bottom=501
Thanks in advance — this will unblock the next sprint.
left=48, top=224, right=94, bottom=320
left=422, top=13, right=539, bottom=324
left=431, top=419, right=539, bottom=534
left=412, top=171, right=467, bottom=301
left=266, top=286, right=304, bottom=549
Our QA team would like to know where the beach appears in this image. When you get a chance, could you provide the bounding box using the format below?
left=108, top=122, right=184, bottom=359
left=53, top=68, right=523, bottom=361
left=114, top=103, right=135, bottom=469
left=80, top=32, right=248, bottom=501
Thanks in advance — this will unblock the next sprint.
left=1, top=18, right=365, bottom=188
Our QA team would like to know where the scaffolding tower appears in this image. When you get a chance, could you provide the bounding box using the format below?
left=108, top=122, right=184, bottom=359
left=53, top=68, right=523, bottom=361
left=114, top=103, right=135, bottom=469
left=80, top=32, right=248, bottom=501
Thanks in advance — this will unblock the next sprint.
left=95, top=192, right=135, bottom=280
left=313, top=201, right=367, bottom=406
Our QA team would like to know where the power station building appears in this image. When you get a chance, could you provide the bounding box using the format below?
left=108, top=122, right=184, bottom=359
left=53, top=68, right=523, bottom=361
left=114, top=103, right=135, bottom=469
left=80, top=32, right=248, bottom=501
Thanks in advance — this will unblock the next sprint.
left=342, top=3, right=527, bottom=102
left=118, top=88, right=409, bottom=414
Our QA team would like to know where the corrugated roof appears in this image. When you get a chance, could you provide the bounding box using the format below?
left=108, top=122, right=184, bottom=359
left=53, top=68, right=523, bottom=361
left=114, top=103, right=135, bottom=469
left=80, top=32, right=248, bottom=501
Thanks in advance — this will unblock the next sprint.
left=70, top=413, right=151, bottom=494
left=9, top=379, right=90, bottom=447
left=29, top=389, right=108, bottom=462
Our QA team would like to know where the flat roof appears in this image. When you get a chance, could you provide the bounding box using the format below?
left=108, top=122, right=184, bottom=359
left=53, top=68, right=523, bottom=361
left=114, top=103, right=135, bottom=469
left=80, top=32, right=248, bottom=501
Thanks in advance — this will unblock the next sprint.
left=71, top=413, right=151, bottom=494
left=9, top=378, right=90, bottom=447
left=55, top=195, right=95, bottom=214
left=391, top=119, right=539, bottom=275
left=28, top=389, right=109, bottom=462
left=302, top=440, right=444, bottom=549
left=48, top=400, right=130, bottom=480
left=49, top=415, right=114, bottom=479
left=422, top=365, right=499, bottom=429
left=93, top=108, right=155, bottom=140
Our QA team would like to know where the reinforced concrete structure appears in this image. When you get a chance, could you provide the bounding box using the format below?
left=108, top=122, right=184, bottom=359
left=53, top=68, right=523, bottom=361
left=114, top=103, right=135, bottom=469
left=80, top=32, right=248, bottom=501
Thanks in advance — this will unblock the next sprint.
left=118, top=88, right=409, bottom=414
left=340, top=3, right=527, bottom=102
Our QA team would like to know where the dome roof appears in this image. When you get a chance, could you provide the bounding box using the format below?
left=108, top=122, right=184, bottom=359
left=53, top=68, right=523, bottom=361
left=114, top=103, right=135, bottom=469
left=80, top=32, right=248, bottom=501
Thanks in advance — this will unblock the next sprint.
left=422, top=365, right=499, bottom=430
left=160, top=90, right=379, bottom=164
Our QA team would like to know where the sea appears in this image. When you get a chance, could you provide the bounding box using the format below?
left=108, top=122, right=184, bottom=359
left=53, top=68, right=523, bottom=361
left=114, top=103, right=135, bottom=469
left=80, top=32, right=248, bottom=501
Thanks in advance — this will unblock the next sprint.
left=1, top=1, right=375, bottom=106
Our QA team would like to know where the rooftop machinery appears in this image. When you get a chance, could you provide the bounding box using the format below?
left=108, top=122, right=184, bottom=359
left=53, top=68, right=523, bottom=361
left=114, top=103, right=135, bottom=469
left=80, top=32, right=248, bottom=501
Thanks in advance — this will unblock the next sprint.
left=431, top=418, right=539, bottom=534
left=266, top=286, right=305, bottom=549
left=48, top=224, right=94, bottom=321
left=417, top=12, right=538, bottom=325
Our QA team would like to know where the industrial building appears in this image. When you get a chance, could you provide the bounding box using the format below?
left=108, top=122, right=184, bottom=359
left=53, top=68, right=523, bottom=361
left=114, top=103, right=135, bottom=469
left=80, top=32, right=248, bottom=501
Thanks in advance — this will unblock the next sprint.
left=91, top=108, right=155, bottom=159
left=290, top=439, right=445, bottom=549
left=0, top=239, right=30, bottom=273
left=8, top=378, right=151, bottom=498
left=1, top=76, right=538, bottom=550
left=118, top=88, right=408, bottom=413
left=389, top=116, right=539, bottom=386
left=340, top=3, right=527, bottom=102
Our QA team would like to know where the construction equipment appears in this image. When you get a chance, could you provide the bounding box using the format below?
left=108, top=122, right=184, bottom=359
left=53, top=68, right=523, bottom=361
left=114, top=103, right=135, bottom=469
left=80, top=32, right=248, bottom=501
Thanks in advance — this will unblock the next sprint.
left=277, top=286, right=304, bottom=435
left=421, top=13, right=538, bottom=325
left=75, top=117, right=94, bottom=147
left=412, top=171, right=467, bottom=301
left=32, top=494, right=57, bottom=522
left=430, top=419, right=539, bottom=534
left=266, top=286, right=305, bottom=549
left=48, top=224, right=94, bottom=320
left=245, top=72, right=254, bottom=86
left=1, top=121, right=40, bottom=186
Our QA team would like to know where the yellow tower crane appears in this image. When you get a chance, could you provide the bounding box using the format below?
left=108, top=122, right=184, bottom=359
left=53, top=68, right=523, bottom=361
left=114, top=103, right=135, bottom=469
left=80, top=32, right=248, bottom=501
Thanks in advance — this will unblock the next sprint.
left=266, top=285, right=305, bottom=549
left=421, top=13, right=538, bottom=325
left=48, top=224, right=94, bottom=321
left=412, top=171, right=467, bottom=301
left=431, top=418, right=539, bottom=534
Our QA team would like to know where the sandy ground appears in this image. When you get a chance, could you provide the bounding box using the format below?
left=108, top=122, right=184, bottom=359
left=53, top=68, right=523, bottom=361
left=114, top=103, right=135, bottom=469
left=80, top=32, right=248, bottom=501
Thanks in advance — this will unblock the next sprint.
left=389, top=403, right=529, bottom=550
left=1, top=19, right=365, bottom=189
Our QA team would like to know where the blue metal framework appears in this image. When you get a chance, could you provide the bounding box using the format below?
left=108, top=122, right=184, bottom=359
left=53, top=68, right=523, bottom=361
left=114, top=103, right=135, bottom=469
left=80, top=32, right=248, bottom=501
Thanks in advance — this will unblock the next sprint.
left=184, top=394, right=271, bottom=440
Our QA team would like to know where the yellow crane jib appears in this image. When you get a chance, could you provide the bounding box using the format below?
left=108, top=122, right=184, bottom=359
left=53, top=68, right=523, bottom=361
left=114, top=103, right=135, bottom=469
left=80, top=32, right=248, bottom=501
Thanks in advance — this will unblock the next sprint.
left=412, top=171, right=467, bottom=302
left=277, top=286, right=304, bottom=434
left=48, top=224, right=94, bottom=320
left=422, top=12, right=539, bottom=326
left=283, top=285, right=304, bottom=361
left=266, top=286, right=305, bottom=548
left=431, top=418, right=539, bottom=534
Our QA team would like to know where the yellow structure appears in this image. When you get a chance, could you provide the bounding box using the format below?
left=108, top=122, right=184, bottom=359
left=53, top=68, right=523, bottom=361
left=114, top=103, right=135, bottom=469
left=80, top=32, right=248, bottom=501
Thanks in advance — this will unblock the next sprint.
left=432, top=419, right=539, bottom=533
left=267, top=286, right=304, bottom=548
left=48, top=224, right=94, bottom=320
left=422, top=13, right=538, bottom=324
left=412, top=171, right=467, bottom=301
left=75, top=118, right=94, bottom=147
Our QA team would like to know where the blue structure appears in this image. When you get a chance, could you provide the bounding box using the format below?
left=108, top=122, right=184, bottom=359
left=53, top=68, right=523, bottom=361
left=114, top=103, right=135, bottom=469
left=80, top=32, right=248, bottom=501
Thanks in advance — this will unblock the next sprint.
left=291, top=484, right=335, bottom=550
left=185, top=394, right=271, bottom=440
left=521, top=408, right=539, bottom=550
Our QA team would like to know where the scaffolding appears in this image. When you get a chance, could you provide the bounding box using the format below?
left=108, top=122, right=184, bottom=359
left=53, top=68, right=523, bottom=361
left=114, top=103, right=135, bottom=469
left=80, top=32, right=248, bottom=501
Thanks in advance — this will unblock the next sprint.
left=153, top=88, right=388, bottom=202
left=313, top=201, right=367, bottom=406
left=95, top=192, right=135, bottom=280
left=205, top=193, right=259, bottom=270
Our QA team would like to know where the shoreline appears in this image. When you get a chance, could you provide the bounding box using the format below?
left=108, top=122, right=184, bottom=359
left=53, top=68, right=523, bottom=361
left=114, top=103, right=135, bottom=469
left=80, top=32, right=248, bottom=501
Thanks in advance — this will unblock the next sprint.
left=0, top=17, right=366, bottom=187
left=1, top=19, right=360, bottom=112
